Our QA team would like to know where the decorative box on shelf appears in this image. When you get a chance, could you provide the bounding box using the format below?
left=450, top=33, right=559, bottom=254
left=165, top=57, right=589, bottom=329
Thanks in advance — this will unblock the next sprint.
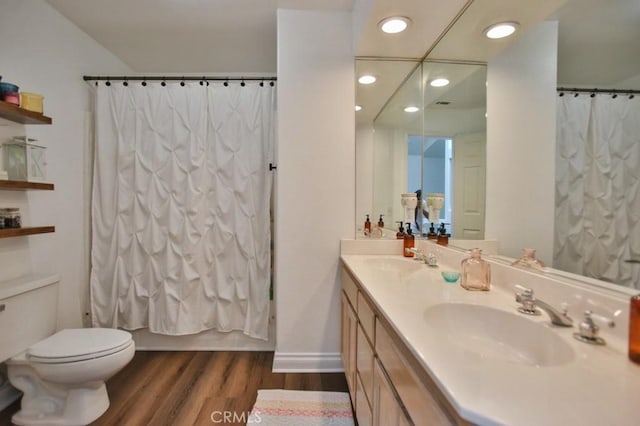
left=2, top=136, right=47, bottom=182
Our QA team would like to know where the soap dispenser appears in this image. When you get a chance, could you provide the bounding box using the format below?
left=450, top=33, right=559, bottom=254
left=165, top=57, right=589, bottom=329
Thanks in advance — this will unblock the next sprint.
left=403, top=228, right=415, bottom=257
left=427, top=222, right=437, bottom=240
left=436, top=223, right=449, bottom=246
left=378, top=214, right=384, bottom=229
left=364, top=214, right=371, bottom=237
left=396, top=221, right=405, bottom=239
left=460, top=248, right=491, bottom=291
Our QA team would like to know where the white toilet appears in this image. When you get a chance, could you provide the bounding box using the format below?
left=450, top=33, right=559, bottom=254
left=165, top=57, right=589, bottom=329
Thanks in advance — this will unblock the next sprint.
left=0, top=276, right=135, bottom=426
left=7, top=328, right=134, bottom=425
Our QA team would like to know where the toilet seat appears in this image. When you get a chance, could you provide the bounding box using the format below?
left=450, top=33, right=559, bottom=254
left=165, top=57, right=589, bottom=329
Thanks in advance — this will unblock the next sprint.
left=27, top=328, right=133, bottom=364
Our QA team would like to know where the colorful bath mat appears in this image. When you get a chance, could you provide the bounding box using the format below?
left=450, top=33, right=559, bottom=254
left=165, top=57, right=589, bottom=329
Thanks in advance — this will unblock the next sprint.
left=248, top=389, right=354, bottom=425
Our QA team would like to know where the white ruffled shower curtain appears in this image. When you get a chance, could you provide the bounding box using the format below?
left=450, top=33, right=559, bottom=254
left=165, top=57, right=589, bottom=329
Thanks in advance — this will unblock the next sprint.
left=90, top=81, right=275, bottom=339
left=554, top=94, right=640, bottom=289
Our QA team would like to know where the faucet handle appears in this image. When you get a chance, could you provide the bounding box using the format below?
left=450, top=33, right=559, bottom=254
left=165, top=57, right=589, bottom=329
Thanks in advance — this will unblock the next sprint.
left=514, top=284, right=534, bottom=297
left=405, top=247, right=424, bottom=260
left=514, top=285, right=539, bottom=315
left=573, top=310, right=614, bottom=345
left=425, top=251, right=438, bottom=266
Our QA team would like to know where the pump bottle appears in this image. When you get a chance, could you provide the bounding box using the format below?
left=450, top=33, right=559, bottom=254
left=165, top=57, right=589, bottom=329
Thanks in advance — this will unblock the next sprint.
left=403, top=228, right=415, bottom=257
left=396, top=222, right=405, bottom=239
left=364, top=214, right=371, bottom=236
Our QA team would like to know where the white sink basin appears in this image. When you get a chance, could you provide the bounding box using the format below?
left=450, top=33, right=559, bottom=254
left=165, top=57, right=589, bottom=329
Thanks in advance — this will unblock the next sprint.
left=423, top=303, right=575, bottom=367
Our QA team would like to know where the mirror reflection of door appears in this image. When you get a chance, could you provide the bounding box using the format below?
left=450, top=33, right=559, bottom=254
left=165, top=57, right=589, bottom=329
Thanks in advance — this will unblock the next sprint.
left=452, top=132, right=486, bottom=239
left=408, top=135, right=485, bottom=238
left=408, top=137, right=451, bottom=231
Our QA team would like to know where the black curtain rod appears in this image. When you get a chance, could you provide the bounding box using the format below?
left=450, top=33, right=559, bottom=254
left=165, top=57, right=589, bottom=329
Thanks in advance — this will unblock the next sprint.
left=83, top=76, right=277, bottom=82
left=557, top=87, right=640, bottom=95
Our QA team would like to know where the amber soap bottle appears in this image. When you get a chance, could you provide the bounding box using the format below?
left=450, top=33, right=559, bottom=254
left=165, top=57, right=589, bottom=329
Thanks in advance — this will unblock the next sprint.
left=403, top=228, right=414, bottom=257
left=629, top=294, right=640, bottom=364
left=364, top=214, right=371, bottom=236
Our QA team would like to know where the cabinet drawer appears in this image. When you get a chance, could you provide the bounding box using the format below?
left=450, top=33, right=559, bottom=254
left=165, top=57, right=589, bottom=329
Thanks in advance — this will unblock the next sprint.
left=373, top=359, right=411, bottom=426
left=357, top=324, right=374, bottom=406
left=356, top=372, right=373, bottom=426
left=376, top=321, right=455, bottom=426
left=342, top=268, right=358, bottom=309
left=357, top=291, right=375, bottom=343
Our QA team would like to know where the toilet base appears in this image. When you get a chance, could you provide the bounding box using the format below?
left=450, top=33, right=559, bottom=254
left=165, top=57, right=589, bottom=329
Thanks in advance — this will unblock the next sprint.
left=9, top=363, right=110, bottom=426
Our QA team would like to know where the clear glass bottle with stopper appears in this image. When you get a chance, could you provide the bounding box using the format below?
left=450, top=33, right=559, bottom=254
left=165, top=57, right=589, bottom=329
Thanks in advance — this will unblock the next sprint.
left=460, top=248, right=491, bottom=291
left=511, top=248, right=544, bottom=271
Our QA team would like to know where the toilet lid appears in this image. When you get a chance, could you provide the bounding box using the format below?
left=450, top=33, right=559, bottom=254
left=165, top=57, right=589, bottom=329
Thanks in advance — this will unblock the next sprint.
left=27, top=328, right=132, bottom=364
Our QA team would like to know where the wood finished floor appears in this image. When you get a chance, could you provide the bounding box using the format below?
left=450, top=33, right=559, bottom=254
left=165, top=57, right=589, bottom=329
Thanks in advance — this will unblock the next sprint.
left=0, top=351, right=349, bottom=426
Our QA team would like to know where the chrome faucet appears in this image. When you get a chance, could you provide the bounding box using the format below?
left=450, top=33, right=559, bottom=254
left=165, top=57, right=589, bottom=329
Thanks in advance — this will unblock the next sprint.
left=405, top=248, right=438, bottom=266
left=514, top=285, right=573, bottom=327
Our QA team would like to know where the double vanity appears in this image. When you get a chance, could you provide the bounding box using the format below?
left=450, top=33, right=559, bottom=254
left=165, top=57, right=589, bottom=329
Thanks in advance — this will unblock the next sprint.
left=340, top=239, right=640, bottom=425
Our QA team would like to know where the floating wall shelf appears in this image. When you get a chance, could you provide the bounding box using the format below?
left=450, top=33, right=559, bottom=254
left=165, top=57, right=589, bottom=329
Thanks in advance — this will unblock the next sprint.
left=0, top=101, right=52, bottom=125
left=0, top=226, right=55, bottom=239
left=0, top=180, right=54, bottom=191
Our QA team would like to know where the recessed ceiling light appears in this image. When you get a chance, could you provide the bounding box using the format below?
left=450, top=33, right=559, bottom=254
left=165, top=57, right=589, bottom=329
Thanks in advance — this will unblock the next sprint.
left=430, top=78, right=449, bottom=87
left=355, top=105, right=362, bottom=111
left=358, top=75, right=377, bottom=85
left=404, top=106, right=419, bottom=113
left=378, top=16, right=411, bottom=34
left=484, top=22, right=519, bottom=39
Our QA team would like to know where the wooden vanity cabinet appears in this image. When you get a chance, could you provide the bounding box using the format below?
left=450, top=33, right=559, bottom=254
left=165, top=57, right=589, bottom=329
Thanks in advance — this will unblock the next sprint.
left=341, top=292, right=357, bottom=396
left=373, top=359, right=411, bottom=426
left=341, top=266, right=470, bottom=426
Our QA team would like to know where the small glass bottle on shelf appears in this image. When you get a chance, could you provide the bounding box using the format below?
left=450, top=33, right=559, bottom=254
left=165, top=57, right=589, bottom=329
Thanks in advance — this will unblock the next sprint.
left=511, top=248, right=545, bottom=271
left=460, top=248, right=491, bottom=291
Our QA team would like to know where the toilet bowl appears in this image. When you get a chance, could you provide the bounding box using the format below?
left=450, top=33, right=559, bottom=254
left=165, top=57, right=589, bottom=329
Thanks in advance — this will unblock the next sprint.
left=7, top=328, right=135, bottom=426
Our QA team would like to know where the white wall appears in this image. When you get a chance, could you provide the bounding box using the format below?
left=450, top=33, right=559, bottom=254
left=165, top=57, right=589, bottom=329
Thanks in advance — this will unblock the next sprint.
left=485, top=21, right=558, bottom=264
left=0, top=1, right=131, bottom=329
left=274, top=9, right=355, bottom=371
left=373, top=126, right=408, bottom=226
left=356, top=123, right=374, bottom=234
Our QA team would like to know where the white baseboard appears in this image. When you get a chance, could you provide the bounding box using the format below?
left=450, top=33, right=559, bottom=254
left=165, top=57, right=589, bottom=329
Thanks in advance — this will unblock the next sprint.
left=272, top=352, right=344, bottom=373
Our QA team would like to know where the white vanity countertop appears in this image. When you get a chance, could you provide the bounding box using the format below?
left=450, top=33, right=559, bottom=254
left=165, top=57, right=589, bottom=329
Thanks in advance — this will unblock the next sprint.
left=341, top=254, right=640, bottom=426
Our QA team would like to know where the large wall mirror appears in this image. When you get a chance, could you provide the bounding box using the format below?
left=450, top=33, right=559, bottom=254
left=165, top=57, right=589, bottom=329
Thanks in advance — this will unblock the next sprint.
left=355, top=0, right=640, bottom=292
left=364, top=60, right=487, bottom=238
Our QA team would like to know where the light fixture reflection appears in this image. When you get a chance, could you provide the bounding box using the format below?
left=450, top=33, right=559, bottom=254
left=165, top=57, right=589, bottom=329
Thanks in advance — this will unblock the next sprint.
left=379, top=16, right=410, bottom=34
left=404, top=106, right=419, bottom=113
left=355, top=105, right=362, bottom=111
left=358, top=75, right=376, bottom=85
left=430, top=78, right=450, bottom=88
left=484, top=22, right=519, bottom=39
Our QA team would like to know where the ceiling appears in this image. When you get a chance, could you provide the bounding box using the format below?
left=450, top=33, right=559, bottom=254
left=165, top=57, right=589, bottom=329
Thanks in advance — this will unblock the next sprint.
left=356, top=0, right=640, bottom=126
left=45, top=0, right=354, bottom=74
left=45, top=0, right=640, bottom=121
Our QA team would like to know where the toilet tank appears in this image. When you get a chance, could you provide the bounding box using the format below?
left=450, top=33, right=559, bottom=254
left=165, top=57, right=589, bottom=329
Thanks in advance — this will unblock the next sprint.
left=0, top=275, right=59, bottom=363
